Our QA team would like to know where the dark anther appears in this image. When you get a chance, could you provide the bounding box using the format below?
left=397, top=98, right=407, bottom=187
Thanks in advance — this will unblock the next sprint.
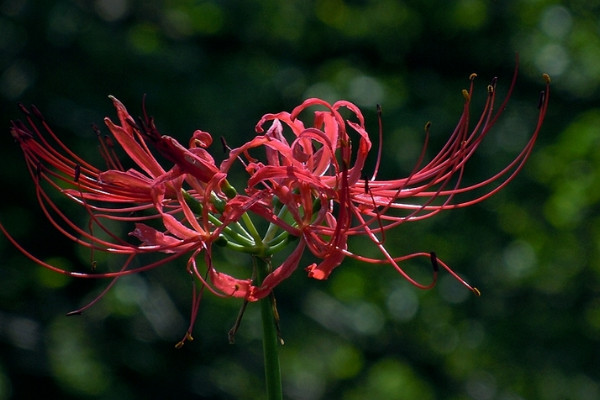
left=13, top=120, right=26, bottom=130
left=103, top=135, right=115, bottom=148
left=490, top=76, right=498, bottom=89
left=10, top=122, right=33, bottom=141
left=220, top=136, right=231, bottom=153
left=18, top=104, right=30, bottom=116
left=74, top=164, right=81, bottom=182
left=135, top=113, right=161, bottom=143
left=141, top=94, right=151, bottom=125
left=135, top=116, right=147, bottom=132
left=538, top=90, right=546, bottom=109
left=34, top=163, right=42, bottom=180
left=91, top=123, right=102, bottom=136
left=9, top=127, right=18, bottom=142
left=126, top=117, right=140, bottom=131
left=341, top=159, right=350, bottom=172
left=228, top=300, right=249, bottom=344
left=361, top=172, right=370, bottom=194
left=430, top=252, right=439, bottom=272
left=31, top=105, right=44, bottom=120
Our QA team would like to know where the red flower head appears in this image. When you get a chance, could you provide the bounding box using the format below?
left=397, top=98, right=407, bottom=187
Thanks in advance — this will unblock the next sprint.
left=1, top=96, right=234, bottom=345
left=232, top=68, right=550, bottom=296
left=1, top=66, right=550, bottom=346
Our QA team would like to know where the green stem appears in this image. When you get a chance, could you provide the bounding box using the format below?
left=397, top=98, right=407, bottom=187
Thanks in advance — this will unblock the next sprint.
left=255, top=256, right=283, bottom=400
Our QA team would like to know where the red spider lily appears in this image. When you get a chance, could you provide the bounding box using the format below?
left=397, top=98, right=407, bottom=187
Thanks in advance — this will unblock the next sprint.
left=225, top=68, right=550, bottom=299
left=1, top=66, right=550, bottom=346
left=0, top=96, right=245, bottom=345
left=2, top=96, right=220, bottom=262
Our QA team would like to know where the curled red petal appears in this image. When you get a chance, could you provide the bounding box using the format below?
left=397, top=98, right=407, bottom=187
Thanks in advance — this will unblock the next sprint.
left=305, top=245, right=346, bottom=280
left=247, top=241, right=306, bottom=301
left=209, top=268, right=253, bottom=299
left=104, top=117, right=165, bottom=178
left=129, top=223, right=184, bottom=252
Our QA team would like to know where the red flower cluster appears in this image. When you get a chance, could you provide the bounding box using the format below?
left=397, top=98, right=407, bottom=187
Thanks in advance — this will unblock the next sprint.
left=1, top=69, right=550, bottom=345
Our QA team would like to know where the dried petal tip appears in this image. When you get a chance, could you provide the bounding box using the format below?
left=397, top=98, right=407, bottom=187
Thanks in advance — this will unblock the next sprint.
left=538, top=91, right=547, bottom=109
left=74, top=164, right=81, bottom=182
left=542, top=73, right=551, bottom=84
left=429, top=252, right=439, bottom=272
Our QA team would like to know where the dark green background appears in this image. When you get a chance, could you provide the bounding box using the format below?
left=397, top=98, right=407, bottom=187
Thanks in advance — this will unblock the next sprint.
left=1, top=1, right=599, bottom=399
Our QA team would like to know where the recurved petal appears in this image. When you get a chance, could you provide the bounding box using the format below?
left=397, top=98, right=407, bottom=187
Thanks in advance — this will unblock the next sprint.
left=160, top=212, right=205, bottom=240
left=190, top=130, right=213, bottom=148
left=130, top=223, right=184, bottom=252
left=247, top=241, right=306, bottom=301
left=209, top=268, right=253, bottom=299
left=305, top=247, right=346, bottom=280
left=104, top=103, right=165, bottom=178
left=99, top=169, right=153, bottom=190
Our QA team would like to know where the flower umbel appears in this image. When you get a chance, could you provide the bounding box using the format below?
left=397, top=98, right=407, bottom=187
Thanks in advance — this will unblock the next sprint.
left=1, top=68, right=550, bottom=346
left=231, top=69, right=550, bottom=293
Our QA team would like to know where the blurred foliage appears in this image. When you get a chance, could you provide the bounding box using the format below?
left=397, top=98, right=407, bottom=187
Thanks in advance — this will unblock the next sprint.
left=1, top=0, right=599, bottom=399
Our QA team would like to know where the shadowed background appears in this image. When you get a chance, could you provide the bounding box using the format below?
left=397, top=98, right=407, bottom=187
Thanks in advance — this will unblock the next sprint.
left=1, top=1, right=599, bottom=399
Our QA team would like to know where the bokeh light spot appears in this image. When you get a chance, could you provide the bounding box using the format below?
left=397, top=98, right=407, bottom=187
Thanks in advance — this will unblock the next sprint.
left=540, top=5, right=572, bottom=39
left=94, top=0, right=129, bottom=22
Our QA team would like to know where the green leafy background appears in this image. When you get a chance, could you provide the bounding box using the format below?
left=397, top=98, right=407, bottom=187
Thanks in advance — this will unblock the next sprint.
left=1, top=1, right=598, bottom=399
